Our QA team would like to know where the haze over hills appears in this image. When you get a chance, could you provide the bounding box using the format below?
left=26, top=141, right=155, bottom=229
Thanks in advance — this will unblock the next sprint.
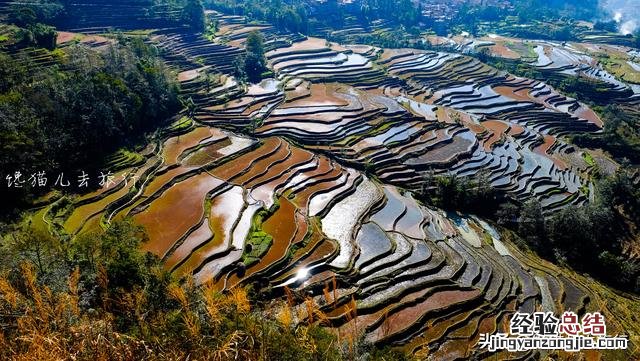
left=0, top=0, right=640, bottom=360
left=600, top=0, right=640, bottom=34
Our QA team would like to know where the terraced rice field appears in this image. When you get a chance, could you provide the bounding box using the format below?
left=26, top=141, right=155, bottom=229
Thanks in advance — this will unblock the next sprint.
left=39, top=11, right=640, bottom=360
left=444, top=34, right=640, bottom=100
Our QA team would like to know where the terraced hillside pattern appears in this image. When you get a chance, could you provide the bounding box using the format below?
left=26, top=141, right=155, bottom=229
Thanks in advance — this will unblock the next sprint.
left=24, top=10, right=640, bottom=361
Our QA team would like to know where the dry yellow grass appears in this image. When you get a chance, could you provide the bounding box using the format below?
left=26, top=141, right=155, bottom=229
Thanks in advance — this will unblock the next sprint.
left=0, top=262, right=350, bottom=361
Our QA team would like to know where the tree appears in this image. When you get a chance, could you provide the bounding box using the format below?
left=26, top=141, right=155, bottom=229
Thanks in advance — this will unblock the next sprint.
left=96, top=220, right=150, bottom=290
left=9, top=6, right=37, bottom=27
left=26, top=23, right=57, bottom=50
left=518, top=199, right=546, bottom=251
left=0, top=40, right=179, bottom=212
left=8, top=0, right=63, bottom=27
left=552, top=25, right=573, bottom=41
left=183, top=0, right=206, bottom=32
left=594, top=20, right=618, bottom=33
left=573, top=105, right=640, bottom=163
left=246, top=30, right=265, bottom=59
left=497, top=202, right=520, bottom=226
left=243, top=31, right=267, bottom=83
